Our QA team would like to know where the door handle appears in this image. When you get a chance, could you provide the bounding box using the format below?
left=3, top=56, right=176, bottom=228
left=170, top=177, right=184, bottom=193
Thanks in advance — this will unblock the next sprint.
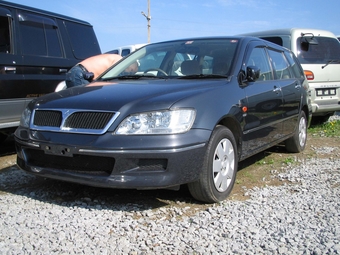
left=273, top=86, right=281, bottom=93
left=59, top=68, right=68, bottom=73
left=4, top=66, right=16, bottom=72
left=295, top=84, right=301, bottom=90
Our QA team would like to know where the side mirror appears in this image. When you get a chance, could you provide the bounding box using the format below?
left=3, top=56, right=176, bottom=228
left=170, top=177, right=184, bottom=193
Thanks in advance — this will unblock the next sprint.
left=238, top=66, right=260, bottom=86
left=246, top=65, right=260, bottom=82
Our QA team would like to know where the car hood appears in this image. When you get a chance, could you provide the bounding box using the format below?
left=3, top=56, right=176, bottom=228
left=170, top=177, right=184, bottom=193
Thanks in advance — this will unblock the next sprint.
left=33, top=79, right=226, bottom=113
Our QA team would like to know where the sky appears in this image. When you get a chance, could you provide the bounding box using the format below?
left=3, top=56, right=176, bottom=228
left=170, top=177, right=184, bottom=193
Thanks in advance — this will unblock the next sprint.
left=6, top=0, right=340, bottom=53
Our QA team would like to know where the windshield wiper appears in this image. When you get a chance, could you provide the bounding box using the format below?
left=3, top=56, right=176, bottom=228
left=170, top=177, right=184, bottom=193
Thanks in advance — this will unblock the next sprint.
left=178, top=74, right=228, bottom=79
left=322, top=59, right=340, bottom=69
left=101, top=74, right=166, bottom=81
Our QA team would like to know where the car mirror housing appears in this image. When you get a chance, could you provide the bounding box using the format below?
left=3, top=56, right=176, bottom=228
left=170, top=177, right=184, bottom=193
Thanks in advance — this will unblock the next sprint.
left=246, top=66, right=260, bottom=82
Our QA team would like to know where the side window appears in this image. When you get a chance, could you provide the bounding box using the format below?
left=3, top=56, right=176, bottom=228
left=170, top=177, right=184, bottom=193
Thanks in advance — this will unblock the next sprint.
left=247, top=47, right=273, bottom=81
left=0, top=12, right=11, bottom=54
left=65, top=21, right=100, bottom=59
left=18, top=12, right=62, bottom=57
left=267, top=49, right=291, bottom=79
left=284, top=51, right=305, bottom=79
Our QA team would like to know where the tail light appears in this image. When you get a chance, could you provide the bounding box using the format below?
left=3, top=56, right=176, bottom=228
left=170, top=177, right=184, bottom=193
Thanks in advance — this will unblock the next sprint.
left=304, top=70, right=314, bottom=80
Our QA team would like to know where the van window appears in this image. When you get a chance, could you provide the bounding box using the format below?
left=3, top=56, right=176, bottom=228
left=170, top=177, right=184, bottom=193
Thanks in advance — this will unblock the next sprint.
left=18, top=12, right=62, bottom=57
left=0, top=7, right=12, bottom=54
left=247, top=47, right=273, bottom=81
left=110, top=49, right=119, bottom=54
left=260, top=36, right=283, bottom=46
left=121, top=49, right=131, bottom=56
left=297, top=36, right=340, bottom=64
left=267, top=49, right=291, bottom=79
left=0, top=16, right=10, bottom=53
left=65, top=21, right=100, bottom=59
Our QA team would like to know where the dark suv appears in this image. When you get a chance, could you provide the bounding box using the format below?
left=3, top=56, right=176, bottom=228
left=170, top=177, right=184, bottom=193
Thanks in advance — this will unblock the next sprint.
left=15, top=36, right=312, bottom=203
left=0, top=0, right=101, bottom=141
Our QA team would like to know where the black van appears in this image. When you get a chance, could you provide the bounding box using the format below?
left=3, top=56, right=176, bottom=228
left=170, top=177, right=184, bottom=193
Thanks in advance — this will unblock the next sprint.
left=0, top=0, right=101, bottom=141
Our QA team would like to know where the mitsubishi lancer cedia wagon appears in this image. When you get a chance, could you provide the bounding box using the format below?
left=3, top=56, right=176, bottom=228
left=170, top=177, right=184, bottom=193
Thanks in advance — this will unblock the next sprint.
left=15, top=36, right=312, bottom=203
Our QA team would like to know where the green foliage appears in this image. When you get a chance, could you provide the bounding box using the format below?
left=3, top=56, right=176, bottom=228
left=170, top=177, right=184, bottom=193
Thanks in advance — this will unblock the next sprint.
left=283, top=157, right=295, bottom=165
left=309, top=119, right=340, bottom=137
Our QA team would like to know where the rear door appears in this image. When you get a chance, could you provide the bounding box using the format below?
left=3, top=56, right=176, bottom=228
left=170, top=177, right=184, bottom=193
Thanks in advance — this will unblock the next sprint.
left=18, top=10, right=72, bottom=99
left=267, top=49, right=301, bottom=136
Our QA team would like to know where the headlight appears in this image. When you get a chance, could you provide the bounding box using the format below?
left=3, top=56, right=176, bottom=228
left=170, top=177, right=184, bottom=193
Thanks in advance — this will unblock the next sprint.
left=115, top=109, right=196, bottom=134
left=20, top=107, right=32, bottom=128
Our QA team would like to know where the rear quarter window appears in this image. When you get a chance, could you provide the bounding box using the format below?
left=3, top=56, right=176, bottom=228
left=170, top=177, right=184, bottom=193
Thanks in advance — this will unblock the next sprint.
left=64, top=21, right=100, bottom=59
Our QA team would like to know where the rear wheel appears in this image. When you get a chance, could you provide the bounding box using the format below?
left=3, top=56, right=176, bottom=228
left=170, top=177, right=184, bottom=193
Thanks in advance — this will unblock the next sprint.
left=188, top=126, right=237, bottom=203
left=285, top=111, right=307, bottom=153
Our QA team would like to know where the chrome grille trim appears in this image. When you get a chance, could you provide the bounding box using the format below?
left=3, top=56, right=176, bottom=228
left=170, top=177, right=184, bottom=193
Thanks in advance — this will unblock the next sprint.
left=31, top=109, right=120, bottom=134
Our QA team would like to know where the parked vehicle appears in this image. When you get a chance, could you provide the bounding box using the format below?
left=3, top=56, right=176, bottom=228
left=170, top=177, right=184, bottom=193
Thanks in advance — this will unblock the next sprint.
left=0, top=0, right=101, bottom=142
left=240, top=28, right=340, bottom=123
left=15, top=36, right=312, bottom=203
left=106, top=44, right=146, bottom=57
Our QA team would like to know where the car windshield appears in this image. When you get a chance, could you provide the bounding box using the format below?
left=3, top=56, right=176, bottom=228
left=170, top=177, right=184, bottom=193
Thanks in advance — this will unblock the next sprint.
left=297, top=36, right=340, bottom=64
left=100, top=38, right=239, bottom=80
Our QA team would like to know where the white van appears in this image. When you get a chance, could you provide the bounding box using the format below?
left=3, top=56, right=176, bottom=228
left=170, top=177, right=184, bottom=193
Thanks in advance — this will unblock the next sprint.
left=106, top=44, right=146, bottom=57
left=241, top=28, right=340, bottom=123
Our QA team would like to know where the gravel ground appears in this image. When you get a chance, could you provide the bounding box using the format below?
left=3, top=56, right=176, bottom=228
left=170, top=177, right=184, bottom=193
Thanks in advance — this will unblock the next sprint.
left=0, top=117, right=339, bottom=254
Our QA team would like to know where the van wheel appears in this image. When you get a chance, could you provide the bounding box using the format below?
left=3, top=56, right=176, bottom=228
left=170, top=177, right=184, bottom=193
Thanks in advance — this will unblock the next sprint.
left=188, top=126, right=237, bottom=203
left=285, top=111, right=307, bottom=153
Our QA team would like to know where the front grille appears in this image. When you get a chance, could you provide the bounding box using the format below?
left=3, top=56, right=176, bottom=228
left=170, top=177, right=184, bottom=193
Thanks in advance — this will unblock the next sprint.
left=25, top=149, right=115, bottom=176
left=34, top=110, right=62, bottom=127
left=32, top=109, right=119, bottom=134
left=64, top=112, right=114, bottom=129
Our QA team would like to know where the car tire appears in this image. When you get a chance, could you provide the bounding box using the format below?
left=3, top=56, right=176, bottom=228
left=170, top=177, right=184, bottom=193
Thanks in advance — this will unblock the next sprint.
left=188, top=125, right=238, bottom=203
left=285, top=111, right=307, bottom=153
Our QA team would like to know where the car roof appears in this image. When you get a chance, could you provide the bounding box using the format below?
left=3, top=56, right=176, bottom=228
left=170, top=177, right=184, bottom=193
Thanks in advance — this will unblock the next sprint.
left=239, top=28, right=337, bottom=39
left=145, top=36, right=292, bottom=53
left=0, top=0, right=92, bottom=25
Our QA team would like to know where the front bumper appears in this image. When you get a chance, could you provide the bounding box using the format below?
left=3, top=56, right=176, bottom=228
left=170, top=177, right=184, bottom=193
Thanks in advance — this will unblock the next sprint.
left=15, top=128, right=210, bottom=189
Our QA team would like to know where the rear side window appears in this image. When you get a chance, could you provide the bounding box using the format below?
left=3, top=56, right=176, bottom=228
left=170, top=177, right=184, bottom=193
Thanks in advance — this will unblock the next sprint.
left=18, top=12, right=62, bottom=57
left=267, top=49, right=291, bottom=79
left=297, top=36, right=340, bottom=64
left=65, top=21, right=100, bottom=59
left=284, top=51, right=305, bottom=79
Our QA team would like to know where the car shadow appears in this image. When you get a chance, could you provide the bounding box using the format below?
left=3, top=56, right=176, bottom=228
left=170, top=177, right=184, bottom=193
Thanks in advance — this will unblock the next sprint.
left=0, top=165, right=201, bottom=212
left=0, top=143, right=292, bottom=211
left=0, top=134, right=16, bottom=156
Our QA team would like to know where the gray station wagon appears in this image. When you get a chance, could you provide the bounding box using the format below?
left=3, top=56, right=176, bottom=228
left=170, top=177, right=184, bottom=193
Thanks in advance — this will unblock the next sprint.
left=15, top=36, right=312, bottom=203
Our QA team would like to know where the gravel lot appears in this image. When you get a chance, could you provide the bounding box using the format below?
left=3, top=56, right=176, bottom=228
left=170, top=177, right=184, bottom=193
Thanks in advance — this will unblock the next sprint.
left=0, top=123, right=339, bottom=254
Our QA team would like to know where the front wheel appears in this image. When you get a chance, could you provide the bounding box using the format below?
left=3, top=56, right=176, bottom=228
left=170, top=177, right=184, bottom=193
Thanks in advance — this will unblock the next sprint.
left=285, top=111, right=307, bottom=153
left=188, top=126, right=238, bottom=203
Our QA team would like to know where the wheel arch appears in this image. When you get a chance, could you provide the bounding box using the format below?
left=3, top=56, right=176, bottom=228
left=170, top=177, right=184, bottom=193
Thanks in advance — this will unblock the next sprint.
left=217, top=116, right=243, bottom=160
